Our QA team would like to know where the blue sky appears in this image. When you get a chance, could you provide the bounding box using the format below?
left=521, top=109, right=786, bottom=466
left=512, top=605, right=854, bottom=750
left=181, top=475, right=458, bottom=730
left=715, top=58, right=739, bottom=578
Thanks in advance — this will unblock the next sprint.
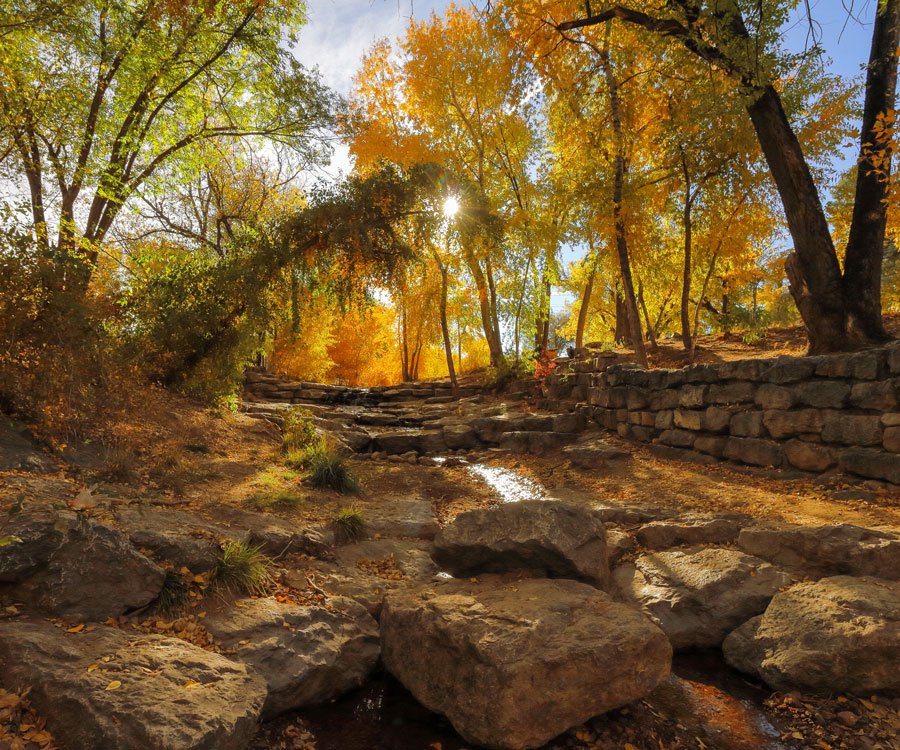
left=293, top=0, right=878, bottom=313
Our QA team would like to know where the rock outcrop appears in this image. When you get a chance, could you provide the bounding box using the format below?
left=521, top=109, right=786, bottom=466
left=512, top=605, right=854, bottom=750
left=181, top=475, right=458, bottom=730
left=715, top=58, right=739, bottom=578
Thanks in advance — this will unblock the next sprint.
left=0, top=621, right=266, bottom=750
left=380, top=577, right=671, bottom=750
left=614, top=546, right=792, bottom=649
left=432, top=500, right=610, bottom=588
left=723, top=576, right=900, bottom=695
left=0, top=510, right=165, bottom=620
left=203, top=596, right=379, bottom=718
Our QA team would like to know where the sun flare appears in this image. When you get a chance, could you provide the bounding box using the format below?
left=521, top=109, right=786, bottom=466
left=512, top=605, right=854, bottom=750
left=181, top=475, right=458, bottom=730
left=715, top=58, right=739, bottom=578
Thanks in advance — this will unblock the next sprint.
left=443, top=195, right=460, bottom=218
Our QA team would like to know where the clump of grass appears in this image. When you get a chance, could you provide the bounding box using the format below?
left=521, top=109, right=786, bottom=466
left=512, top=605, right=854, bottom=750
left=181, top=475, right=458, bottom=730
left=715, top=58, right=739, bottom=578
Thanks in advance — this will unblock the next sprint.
left=156, top=570, right=190, bottom=614
left=332, top=506, right=365, bottom=542
left=98, top=440, right=138, bottom=482
left=244, top=490, right=305, bottom=512
left=253, top=464, right=300, bottom=489
left=303, top=444, right=359, bottom=493
left=282, top=407, right=319, bottom=451
left=212, top=541, right=274, bottom=597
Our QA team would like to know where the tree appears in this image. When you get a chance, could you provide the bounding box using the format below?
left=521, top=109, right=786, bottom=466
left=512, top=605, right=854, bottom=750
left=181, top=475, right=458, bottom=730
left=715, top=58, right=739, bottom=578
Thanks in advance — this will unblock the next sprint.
left=525, top=0, right=900, bottom=352
left=0, top=0, right=333, bottom=297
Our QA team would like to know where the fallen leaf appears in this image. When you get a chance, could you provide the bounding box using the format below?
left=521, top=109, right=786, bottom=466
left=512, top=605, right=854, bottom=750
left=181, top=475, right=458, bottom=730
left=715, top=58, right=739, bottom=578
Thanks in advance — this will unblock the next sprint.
left=104, top=680, right=121, bottom=691
left=86, top=663, right=99, bottom=673
left=182, top=680, right=201, bottom=689
left=66, top=623, right=85, bottom=633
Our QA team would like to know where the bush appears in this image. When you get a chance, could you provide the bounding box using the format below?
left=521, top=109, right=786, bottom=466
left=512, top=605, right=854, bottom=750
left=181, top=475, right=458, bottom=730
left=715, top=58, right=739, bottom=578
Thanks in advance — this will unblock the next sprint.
left=303, top=444, right=358, bottom=493
left=211, top=541, right=274, bottom=597
left=155, top=570, right=190, bottom=614
left=282, top=407, right=319, bottom=451
left=332, top=506, right=365, bottom=542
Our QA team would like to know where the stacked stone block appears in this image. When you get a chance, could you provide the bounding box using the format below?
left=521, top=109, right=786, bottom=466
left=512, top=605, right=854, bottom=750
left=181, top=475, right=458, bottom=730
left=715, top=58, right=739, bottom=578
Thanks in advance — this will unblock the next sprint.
left=569, top=347, right=900, bottom=485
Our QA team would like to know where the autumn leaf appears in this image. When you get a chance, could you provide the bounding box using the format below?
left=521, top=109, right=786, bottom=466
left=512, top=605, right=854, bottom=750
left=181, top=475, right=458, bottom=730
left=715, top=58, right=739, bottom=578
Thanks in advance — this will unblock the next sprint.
left=65, top=623, right=85, bottom=633
left=104, top=680, right=122, bottom=691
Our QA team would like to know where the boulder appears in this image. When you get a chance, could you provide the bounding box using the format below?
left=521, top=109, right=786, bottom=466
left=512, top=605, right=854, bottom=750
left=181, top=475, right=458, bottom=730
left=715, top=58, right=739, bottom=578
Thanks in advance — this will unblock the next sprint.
left=0, top=621, right=266, bottom=750
left=723, top=576, right=900, bottom=695
left=442, top=424, right=480, bottom=450
left=432, top=500, right=610, bottom=588
left=635, top=516, right=744, bottom=550
left=114, top=508, right=223, bottom=573
left=204, top=505, right=331, bottom=558
left=381, top=577, right=671, bottom=750
left=738, top=523, right=900, bottom=580
left=613, top=546, right=792, bottom=650
left=0, top=417, right=56, bottom=472
left=0, top=510, right=164, bottom=620
left=204, top=596, right=379, bottom=718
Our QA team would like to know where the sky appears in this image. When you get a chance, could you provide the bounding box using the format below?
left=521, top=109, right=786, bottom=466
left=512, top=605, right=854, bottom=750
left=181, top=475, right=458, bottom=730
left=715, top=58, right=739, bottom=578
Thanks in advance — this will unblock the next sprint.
left=290, top=0, right=880, bottom=314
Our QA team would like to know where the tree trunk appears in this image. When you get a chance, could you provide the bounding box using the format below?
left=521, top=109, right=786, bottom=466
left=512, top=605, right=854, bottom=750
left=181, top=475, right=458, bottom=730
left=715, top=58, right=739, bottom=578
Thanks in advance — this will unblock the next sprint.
left=637, top=280, right=657, bottom=349
left=744, top=85, right=849, bottom=352
left=575, top=248, right=597, bottom=349
left=843, top=0, right=900, bottom=342
left=434, top=252, right=458, bottom=394
left=680, top=151, right=694, bottom=352
left=600, top=26, right=647, bottom=366
left=465, top=250, right=505, bottom=367
left=614, top=289, right=629, bottom=344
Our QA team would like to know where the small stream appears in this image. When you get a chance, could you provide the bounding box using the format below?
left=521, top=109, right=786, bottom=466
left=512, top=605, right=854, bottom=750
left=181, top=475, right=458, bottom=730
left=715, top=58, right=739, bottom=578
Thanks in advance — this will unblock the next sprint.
left=266, top=461, right=788, bottom=750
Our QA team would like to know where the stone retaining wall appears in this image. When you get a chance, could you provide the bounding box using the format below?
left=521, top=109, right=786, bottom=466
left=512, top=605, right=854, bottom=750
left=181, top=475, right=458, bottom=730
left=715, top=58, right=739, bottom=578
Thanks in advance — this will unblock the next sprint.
left=543, top=346, right=900, bottom=485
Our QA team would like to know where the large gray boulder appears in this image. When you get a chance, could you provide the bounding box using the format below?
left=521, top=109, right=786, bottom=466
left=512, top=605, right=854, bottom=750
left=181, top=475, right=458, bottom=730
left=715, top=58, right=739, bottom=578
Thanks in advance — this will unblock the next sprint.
left=0, top=510, right=165, bottom=620
left=432, top=500, right=610, bottom=588
left=614, top=546, right=792, bottom=649
left=381, top=577, right=672, bottom=750
left=738, top=523, right=900, bottom=579
left=0, top=621, right=266, bottom=750
left=114, top=508, right=223, bottom=573
left=204, top=596, right=379, bottom=719
left=723, top=576, right=900, bottom=695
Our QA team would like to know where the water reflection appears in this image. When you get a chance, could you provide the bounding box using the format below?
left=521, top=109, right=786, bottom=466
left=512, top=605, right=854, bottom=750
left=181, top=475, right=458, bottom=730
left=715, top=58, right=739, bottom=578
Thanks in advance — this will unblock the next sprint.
left=465, top=463, right=547, bottom=503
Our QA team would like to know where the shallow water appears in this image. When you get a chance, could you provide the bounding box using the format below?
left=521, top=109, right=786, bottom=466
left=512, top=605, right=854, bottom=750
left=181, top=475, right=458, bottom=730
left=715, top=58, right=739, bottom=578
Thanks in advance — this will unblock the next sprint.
left=464, top=463, right=547, bottom=504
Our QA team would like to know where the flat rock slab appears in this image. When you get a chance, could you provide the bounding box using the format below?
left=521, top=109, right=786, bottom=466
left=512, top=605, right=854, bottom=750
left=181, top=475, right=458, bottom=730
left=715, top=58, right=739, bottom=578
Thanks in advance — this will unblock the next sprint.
left=724, top=576, right=900, bottom=695
left=362, top=496, right=438, bottom=540
left=636, top=515, right=745, bottom=550
left=113, top=508, right=223, bottom=573
left=432, top=500, right=610, bottom=588
left=0, top=510, right=164, bottom=620
left=292, top=539, right=437, bottom=617
left=204, top=596, right=379, bottom=719
left=0, top=621, right=266, bottom=750
left=381, top=577, right=671, bottom=750
left=614, top=546, right=792, bottom=650
left=738, top=523, right=900, bottom=580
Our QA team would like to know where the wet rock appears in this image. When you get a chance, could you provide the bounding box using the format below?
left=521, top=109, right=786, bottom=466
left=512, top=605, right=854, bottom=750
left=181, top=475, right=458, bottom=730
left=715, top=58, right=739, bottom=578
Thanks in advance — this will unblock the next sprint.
left=723, top=576, right=900, bottom=695
left=432, top=500, right=610, bottom=588
left=204, top=596, right=379, bottom=718
left=635, top=516, right=744, bottom=550
left=737, top=523, right=900, bottom=580
left=561, top=438, right=631, bottom=468
left=0, top=620, right=266, bottom=750
left=614, top=546, right=792, bottom=650
left=0, top=510, right=164, bottom=620
left=381, top=577, right=671, bottom=750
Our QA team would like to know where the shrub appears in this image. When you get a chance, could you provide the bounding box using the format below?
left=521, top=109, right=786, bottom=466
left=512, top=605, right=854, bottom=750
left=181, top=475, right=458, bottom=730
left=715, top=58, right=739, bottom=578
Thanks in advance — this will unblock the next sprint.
left=332, top=506, right=365, bottom=542
left=303, top=445, right=358, bottom=493
left=211, top=541, right=274, bottom=597
left=282, top=406, right=319, bottom=451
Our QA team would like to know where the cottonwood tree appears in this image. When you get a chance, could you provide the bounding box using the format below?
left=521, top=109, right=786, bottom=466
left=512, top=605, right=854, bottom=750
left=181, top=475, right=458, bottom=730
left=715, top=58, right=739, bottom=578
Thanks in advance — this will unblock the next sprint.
left=0, top=0, right=333, bottom=298
left=524, top=0, right=900, bottom=352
